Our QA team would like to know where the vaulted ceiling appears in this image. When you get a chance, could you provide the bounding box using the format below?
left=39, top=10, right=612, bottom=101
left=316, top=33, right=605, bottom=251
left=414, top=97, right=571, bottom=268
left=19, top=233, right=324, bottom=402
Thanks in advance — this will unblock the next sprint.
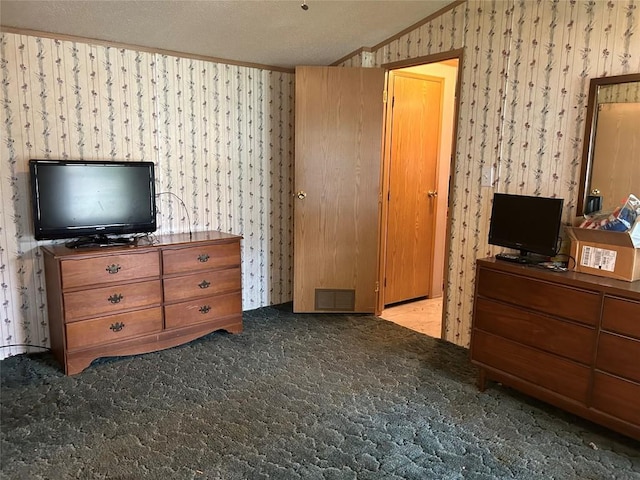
left=0, top=0, right=453, bottom=69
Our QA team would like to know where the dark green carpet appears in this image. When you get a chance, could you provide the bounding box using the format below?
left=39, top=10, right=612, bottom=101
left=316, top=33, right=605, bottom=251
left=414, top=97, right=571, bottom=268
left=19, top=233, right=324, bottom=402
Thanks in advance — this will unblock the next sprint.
left=1, top=305, right=639, bottom=479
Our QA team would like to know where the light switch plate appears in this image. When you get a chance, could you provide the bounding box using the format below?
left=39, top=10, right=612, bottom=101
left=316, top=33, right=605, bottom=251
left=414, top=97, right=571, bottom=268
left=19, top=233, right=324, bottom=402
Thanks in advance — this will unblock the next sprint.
left=481, top=165, right=494, bottom=187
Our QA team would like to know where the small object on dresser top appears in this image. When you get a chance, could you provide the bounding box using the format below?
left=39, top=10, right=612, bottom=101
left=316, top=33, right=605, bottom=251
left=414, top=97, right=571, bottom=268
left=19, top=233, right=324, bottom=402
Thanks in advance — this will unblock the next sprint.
left=495, top=253, right=529, bottom=264
left=537, top=261, right=569, bottom=272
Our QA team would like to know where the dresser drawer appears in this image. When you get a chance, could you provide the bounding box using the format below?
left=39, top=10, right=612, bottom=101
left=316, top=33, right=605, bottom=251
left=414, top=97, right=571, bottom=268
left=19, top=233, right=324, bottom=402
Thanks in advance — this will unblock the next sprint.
left=596, top=333, right=640, bottom=383
left=471, top=330, right=590, bottom=402
left=163, top=268, right=241, bottom=303
left=602, top=296, right=640, bottom=340
left=164, top=292, right=241, bottom=329
left=476, top=268, right=600, bottom=326
left=64, top=280, right=162, bottom=322
left=592, top=372, right=640, bottom=426
left=474, top=298, right=595, bottom=364
left=61, top=251, right=160, bottom=289
left=162, top=241, right=240, bottom=275
left=66, top=307, right=163, bottom=350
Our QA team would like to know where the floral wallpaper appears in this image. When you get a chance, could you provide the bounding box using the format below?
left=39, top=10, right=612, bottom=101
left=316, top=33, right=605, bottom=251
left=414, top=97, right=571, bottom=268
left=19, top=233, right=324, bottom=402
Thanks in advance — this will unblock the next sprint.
left=1, top=0, right=639, bottom=358
left=0, top=33, right=294, bottom=358
left=599, top=80, right=640, bottom=102
left=363, top=0, right=639, bottom=346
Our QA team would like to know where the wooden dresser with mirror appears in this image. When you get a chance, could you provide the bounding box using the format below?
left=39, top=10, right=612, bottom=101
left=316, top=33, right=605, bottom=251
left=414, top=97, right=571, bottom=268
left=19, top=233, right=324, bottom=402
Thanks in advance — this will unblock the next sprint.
left=471, top=73, right=640, bottom=441
left=471, top=258, right=640, bottom=441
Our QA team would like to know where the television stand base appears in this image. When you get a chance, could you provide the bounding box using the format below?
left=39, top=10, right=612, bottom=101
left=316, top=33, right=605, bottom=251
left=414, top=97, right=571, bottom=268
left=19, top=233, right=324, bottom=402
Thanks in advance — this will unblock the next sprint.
left=495, top=253, right=530, bottom=264
left=65, top=235, right=136, bottom=249
left=495, top=252, right=549, bottom=265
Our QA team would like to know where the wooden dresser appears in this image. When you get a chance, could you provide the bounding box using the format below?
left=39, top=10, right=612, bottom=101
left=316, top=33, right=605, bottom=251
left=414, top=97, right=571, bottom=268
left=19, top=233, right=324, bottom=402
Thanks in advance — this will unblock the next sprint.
left=41, top=231, right=242, bottom=375
left=471, top=258, right=640, bottom=440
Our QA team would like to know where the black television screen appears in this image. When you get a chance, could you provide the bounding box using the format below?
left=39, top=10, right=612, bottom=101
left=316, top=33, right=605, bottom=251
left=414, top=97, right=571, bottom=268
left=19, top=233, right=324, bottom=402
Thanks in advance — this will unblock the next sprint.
left=488, top=193, right=564, bottom=258
left=30, top=159, right=157, bottom=246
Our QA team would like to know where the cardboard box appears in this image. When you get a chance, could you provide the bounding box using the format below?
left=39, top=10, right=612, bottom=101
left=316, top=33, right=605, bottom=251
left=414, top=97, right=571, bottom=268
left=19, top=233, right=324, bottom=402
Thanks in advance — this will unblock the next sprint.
left=566, top=219, right=640, bottom=282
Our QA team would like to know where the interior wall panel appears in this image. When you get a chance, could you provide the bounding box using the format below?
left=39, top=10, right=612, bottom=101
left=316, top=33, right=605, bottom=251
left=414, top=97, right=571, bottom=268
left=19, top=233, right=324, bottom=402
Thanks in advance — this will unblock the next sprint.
left=0, top=33, right=294, bottom=359
left=366, top=0, right=639, bottom=347
left=1, top=0, right=638, bottom=357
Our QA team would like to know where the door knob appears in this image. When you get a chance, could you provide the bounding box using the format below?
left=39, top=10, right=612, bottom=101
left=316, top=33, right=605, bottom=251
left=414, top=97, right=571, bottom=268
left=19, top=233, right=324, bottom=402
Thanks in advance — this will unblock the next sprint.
left=296, top=191, right=307, bottom=199
left=427, top=190, right=438, bottom=198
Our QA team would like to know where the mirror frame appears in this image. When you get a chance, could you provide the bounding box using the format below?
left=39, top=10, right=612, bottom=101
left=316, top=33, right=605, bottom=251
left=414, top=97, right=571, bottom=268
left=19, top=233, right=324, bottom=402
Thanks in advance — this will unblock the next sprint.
left=577, top=72, right=640, bottom=215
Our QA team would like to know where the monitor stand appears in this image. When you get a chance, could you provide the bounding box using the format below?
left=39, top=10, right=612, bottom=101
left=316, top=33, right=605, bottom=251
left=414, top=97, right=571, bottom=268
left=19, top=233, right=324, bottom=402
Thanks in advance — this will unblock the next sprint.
left=495, top=251, right=548, bottom=265
left=65, top=235, right=136, bottom=249
left=495, top=252, right=530, bottom=264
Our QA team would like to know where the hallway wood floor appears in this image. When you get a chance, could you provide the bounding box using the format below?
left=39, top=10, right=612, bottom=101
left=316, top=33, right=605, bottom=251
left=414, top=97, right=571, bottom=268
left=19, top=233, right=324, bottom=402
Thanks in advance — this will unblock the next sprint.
left=379, top=297, right=443, bottom=338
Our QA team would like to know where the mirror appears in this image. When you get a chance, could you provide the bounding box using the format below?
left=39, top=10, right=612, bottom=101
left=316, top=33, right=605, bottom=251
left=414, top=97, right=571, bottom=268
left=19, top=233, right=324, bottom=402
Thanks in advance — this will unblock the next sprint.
left=578, top=73, right=640, bottom=215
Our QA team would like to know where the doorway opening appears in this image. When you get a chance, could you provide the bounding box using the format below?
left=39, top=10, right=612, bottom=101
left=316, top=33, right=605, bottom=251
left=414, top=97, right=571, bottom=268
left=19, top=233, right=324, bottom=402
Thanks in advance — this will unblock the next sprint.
left=377, top=51, right=463, bottom=339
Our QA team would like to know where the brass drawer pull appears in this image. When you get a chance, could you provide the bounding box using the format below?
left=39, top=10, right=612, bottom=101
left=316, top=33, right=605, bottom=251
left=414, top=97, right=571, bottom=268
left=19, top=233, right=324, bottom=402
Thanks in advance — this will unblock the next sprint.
left=108, top=293, right=123, bottom=304
left=197, top=253, right=210, bottom=263
left=109, top=322, right=125, bottom=332
left=198, top=280, right=211, bottom=289
left=199, top=305, right=211, bottom=314
left=106, top=264, right=122, bottom=274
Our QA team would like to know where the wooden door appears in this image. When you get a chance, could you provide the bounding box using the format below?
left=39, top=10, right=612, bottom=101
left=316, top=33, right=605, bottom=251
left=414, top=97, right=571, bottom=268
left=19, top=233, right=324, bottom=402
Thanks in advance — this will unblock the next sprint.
left=384, top=73, right=442, bottom=305
left=294, top=66, right=385, bottom=313
left=590, top=103, right=640, bottom=212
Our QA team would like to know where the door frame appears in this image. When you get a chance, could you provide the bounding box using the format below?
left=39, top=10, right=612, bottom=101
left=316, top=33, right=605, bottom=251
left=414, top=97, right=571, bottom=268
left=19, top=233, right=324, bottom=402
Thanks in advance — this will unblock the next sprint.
left=376, top=49, right=464, bottom=336
left=383, top=71, right=444, bottom=305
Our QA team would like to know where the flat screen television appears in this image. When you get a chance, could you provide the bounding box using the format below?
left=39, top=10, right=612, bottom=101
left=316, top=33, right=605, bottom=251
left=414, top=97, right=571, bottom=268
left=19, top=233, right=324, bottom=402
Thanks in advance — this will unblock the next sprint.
left=29, top=159, right=157, bottom=248
left=488, top=193, right=564, bottom=260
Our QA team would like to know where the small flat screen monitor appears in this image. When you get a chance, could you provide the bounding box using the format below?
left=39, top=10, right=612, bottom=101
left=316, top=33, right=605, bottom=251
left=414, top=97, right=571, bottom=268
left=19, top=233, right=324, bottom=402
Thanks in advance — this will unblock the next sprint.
left=30, top=159, right=157, bottom=247
left=488, top=193, right=564, bottom=259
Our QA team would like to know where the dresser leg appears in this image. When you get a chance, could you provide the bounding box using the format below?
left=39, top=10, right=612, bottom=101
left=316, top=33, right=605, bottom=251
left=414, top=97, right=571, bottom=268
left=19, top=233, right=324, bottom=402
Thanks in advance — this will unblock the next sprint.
left=65, top=353, right=96, bottom=375
left=477, top=368, right=487, bottom=392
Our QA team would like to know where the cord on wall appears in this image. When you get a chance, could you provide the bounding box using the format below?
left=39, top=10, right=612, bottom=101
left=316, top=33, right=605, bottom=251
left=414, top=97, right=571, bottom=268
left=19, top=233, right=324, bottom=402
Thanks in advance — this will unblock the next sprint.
left=156, top=191, right=193, bottom=240
left=1, top=344, right=51, bottom=351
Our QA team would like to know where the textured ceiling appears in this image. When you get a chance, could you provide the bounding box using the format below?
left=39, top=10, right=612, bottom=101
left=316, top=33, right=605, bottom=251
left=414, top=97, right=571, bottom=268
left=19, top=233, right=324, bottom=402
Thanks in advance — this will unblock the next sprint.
left=0, top=0, right=453, bottom=69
